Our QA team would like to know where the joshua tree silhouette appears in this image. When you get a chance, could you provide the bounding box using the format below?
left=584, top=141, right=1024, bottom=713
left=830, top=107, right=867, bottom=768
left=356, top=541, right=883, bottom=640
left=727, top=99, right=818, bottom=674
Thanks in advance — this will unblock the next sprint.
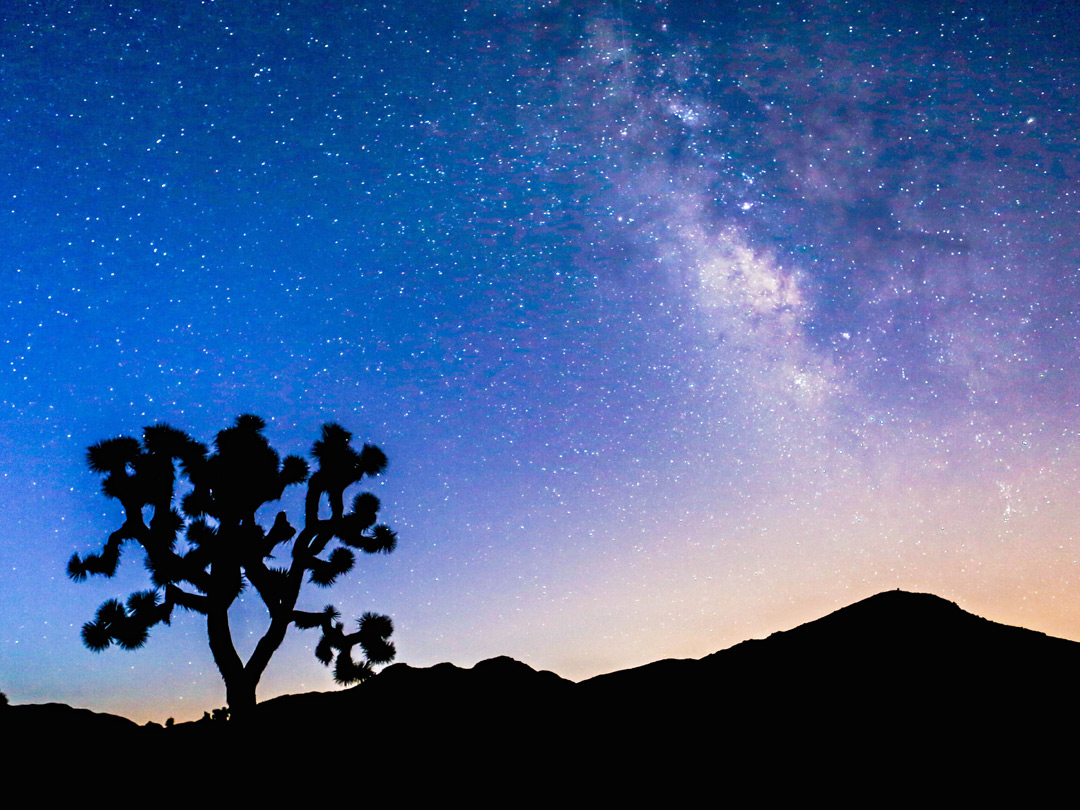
left=68, top=415, right=398, bottom=720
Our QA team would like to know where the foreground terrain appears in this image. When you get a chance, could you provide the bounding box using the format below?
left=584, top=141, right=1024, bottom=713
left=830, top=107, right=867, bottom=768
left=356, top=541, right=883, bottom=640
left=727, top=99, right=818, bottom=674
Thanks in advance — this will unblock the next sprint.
left=8, top=590, right=1077, bottom=792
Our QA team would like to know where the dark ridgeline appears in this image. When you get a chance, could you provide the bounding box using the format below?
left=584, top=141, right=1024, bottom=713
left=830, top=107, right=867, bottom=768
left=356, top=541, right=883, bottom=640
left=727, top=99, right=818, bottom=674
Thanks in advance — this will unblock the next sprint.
left=8, top=590, right=1078, bottom=793
left=67, top=415, right=399, bottom=721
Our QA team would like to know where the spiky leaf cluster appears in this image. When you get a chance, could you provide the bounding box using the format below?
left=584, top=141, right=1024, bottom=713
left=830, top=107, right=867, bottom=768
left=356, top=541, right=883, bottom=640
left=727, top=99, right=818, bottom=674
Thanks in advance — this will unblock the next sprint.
left=310, top=424, right=388, bottom=505
left=81, top=591, right=172, bottom=651
left=297, top=609, right=396, bottom=686
left=183, top=414, right=310, bottom=523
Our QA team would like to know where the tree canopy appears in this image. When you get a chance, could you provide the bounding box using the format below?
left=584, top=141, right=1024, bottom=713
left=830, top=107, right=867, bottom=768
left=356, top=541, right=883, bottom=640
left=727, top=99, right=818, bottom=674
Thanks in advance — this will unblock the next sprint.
left=69, top=414, right=399, bottom=718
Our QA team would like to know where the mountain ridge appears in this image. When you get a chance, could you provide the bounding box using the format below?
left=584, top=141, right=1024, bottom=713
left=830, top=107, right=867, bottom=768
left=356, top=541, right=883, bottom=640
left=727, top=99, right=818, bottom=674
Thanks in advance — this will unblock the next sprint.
left=9, top=588, right=1079, bottom=783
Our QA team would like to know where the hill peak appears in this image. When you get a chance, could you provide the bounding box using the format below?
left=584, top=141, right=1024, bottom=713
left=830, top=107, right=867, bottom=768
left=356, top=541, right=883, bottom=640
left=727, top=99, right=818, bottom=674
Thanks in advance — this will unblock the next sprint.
left=762, top=588, right=968, bottom=641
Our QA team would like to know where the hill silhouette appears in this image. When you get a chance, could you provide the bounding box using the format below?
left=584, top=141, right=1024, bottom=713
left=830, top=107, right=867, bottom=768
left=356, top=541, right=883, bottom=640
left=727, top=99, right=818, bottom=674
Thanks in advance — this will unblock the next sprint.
left=583, top=589, right=1080, bottom=717
left=8, top=590, right=1078, bottom=791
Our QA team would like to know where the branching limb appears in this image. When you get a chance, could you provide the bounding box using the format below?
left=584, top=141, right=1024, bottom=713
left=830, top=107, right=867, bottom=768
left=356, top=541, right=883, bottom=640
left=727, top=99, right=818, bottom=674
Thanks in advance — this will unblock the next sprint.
left=297, top=608, right=395, bottom=686
left=164, top=583, right=209, bottom=614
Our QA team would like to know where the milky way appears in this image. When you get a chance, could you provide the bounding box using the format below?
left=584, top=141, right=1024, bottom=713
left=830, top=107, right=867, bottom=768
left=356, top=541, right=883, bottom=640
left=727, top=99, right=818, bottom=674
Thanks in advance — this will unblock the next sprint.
left=2, top=1, right=1078, bottom=722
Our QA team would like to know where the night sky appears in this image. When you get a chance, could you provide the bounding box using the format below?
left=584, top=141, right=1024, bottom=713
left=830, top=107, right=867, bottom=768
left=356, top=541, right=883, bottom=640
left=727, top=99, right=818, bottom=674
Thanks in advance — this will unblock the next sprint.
left=3, top=0, right=1079, bottom=723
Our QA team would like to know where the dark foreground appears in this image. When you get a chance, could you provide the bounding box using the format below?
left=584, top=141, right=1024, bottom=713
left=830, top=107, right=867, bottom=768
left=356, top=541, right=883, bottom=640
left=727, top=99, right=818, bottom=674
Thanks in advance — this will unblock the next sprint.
left=8, top=591, right=1078, bottom=795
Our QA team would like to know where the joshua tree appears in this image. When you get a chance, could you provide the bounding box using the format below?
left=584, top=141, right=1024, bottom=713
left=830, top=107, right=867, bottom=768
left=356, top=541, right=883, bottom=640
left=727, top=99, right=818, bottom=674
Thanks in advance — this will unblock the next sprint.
left=68, top=415, right=398, bottom=720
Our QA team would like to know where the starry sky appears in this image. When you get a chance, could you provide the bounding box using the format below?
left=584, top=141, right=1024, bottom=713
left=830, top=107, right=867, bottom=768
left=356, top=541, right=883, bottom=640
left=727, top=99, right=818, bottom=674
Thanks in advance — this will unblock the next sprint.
left=2, top=0, right=1079, bottom=723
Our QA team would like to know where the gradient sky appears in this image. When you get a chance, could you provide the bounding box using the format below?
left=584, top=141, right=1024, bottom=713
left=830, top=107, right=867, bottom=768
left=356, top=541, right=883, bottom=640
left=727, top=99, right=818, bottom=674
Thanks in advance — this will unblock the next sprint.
left=2, top=0, right=1078, bottom=723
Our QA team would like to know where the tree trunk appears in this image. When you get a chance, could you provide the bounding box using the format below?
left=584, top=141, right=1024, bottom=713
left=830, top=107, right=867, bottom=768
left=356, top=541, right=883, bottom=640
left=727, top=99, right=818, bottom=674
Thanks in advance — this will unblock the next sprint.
left=225, top=673, right=257, bottom=723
